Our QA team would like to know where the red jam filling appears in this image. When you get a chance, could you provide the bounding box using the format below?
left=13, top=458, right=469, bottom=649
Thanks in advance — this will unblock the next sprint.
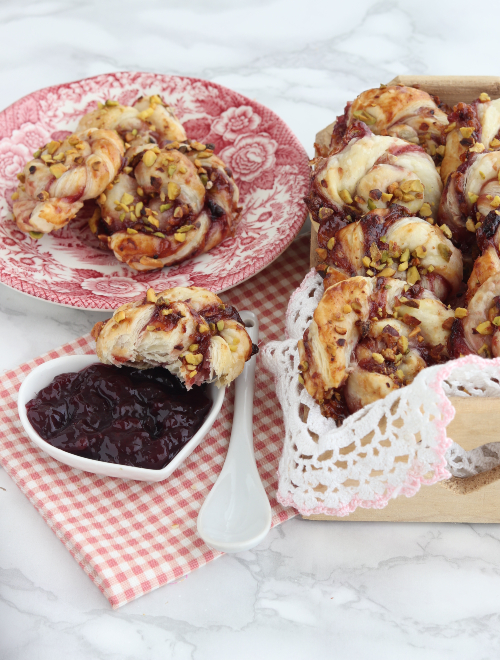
left=26, top=364, right=212, bottom=470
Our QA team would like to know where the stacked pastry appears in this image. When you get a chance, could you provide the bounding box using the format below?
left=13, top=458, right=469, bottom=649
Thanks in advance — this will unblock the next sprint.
left=11, top=95, right=241, bottom=270
left=302, top=84, right=500, bottom=424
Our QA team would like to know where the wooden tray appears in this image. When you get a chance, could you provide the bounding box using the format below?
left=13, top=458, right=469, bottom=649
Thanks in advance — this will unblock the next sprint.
left=306, top=75, right=500, bottom=523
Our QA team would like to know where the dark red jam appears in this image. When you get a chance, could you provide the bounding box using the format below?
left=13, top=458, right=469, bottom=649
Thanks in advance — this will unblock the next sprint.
left=26, top=364, right=212, bottom=470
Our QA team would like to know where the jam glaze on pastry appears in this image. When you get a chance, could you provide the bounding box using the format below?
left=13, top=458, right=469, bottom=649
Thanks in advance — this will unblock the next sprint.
left=12, top=128, right=124, bottom=236
left=441, top=94, right=500, bottom=185
left=306, top=121, right=443, bottom=233
left=322, top=85, right=449, bottom=166
left=93, top=143, right=240, bottom=271
left=449, top=212, right=500, bottom=360
left=317, top=206, right=462, bottom=303
left=91, top=287, right=257, bottom=388
left=438, top=150, right=500, bottom=258
left=298, top=276, right=454, bottom=423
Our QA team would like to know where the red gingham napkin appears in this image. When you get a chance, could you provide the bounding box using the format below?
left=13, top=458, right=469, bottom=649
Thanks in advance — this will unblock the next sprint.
left=0, top=235, right=309, bottom=609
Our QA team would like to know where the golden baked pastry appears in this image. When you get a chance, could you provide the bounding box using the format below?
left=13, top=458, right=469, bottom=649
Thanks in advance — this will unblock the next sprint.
left=322, top=85, right=449, bottom=165
left=92, top=143, right=240, bottom=270
left=76, top=95, right=187, bottom=147
left=298, top=276, right=454, bottom=423
left=441, top=94, right=500, bottom=184
left=306, top=122, right=443, bottom=231
left=12, top=128, right=124, bottom=236
left=91, top=286, right=256, bottom=388
left=439, top=150, right=500, bottom=254
left=317, top=206, right=462, bottom=302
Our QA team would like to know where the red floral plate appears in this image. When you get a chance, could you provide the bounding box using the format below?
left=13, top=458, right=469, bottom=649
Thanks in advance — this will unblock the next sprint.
left=0, top=72, right=309, bottom=309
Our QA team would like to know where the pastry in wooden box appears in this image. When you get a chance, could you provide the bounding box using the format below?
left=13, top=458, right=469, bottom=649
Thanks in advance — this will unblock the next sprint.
left=306, top=121, right=442, bottom=234
left=298, top=275, right=454, bottom=421
left=441, top=93, right=500, bottom=184
left=91, top=286, right=256, bottom=388
left=316, top=206, right=462, bottom=301
left=439, top=149, right=500, bottom=254
left=318, top=84, right=449, bottom=166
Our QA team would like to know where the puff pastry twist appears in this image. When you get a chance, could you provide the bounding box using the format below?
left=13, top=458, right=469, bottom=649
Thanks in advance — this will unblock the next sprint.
left=91, top=286, right=256, bottom=388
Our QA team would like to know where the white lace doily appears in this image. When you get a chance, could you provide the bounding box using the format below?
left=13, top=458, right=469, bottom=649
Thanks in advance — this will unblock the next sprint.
left=261, top=270, right=500, bottom=517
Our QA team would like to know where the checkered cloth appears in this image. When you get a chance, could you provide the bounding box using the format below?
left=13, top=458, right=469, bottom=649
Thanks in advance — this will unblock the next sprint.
left=0, top=235, right=309, bottom=609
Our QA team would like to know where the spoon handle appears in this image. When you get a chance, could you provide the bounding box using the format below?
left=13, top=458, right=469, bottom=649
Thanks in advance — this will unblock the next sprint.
left=226, top=311, right=259, bottom=461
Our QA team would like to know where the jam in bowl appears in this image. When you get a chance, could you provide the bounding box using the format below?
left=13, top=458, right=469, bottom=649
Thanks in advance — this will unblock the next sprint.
left=18, top=355, right=225, bottom=482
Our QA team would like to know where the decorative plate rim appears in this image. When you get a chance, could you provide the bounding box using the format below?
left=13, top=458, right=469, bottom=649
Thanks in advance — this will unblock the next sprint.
left=0, top=71, right=310, bottom=310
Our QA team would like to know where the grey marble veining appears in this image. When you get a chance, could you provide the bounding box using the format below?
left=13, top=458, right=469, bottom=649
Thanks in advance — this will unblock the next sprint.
left=2, top=1, right=500, bottom=658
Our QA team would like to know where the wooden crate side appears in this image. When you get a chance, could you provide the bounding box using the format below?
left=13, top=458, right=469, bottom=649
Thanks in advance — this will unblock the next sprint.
left=387, top=75, right=500, bottom=106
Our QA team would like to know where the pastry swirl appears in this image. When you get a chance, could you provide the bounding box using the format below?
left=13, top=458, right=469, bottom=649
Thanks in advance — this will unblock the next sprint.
left=91, top=286, right=256, bottom=388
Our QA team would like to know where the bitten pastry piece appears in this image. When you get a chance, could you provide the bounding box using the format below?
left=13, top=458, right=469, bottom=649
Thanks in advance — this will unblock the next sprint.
left=298, top=276, right=454, bottom=423
left=317, top=206, right=462, bottom=302
left=94, top=142, right=240, bottom=271
left=91, top=287, right=256, bottom=388
left=441, top=93, right=500, bottom=184
left=306, top=122, right=442, bottom=233
left=439, top=150, right=500, bottom=254
left=322, top=85, right=449, bottom=165
left=12, top=129, right=124, bottom=236
left=77, top=95, right=187, bottom=147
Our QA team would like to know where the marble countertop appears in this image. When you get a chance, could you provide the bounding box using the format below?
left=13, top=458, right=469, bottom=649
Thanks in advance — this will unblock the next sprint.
left=3, top=1, right=500, bottom=658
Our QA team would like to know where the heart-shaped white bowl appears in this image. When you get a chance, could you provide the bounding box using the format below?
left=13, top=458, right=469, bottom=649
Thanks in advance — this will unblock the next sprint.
left=18, top=354, right=225, bottom=482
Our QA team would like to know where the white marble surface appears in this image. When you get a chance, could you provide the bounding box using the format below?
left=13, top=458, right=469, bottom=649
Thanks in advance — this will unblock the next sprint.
left=2, top=0, right=500, bottom=657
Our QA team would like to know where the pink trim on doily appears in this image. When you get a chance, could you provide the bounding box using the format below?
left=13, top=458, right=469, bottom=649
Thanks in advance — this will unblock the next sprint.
left=277, top=354, right=500, bottom=518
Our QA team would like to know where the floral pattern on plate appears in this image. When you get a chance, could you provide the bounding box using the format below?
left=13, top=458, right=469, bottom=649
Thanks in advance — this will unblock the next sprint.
left=0, top=72, right=309, bottom=310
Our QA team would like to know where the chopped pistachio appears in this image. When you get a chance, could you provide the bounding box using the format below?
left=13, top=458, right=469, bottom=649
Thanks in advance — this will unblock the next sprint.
left=362, top=256, right=371, bottom=268
left=167, top=181, right=181, bottom=200
left=438, top=243, right=452, bottom=262
left=476, top=321, right=494, bottom=335
left=406, top=266, right=420, bottom=285
left=440, top=224, right=453, bottom=239
left=466, top=218, right=476, bottom=233
left=316, top=248, right=327, bottom=261
left=217, top=320, right=225, bottom=332
left=378, top=267, right=396, bottom=277
left=381, top=192, right=393, bottom=203
left=398, top=261, right=409, bottom=271
left=174, top=232, right=186, bottom=243
left=114, top=311, right=126, bottom=323
left=28, top=231, right=44, bottom=239
left=493, top=316, right=500, bottom=326
left=160, top=203, right=173, bottom=212
left=455, top=308, right=468, bottom=319
left=121, top=192, right=134, bottom=206
left=459, top=126, right=475, bottom=138
left=339, top=189, right=353, bottom=204
left=367, top=198, right=377, bottom=211
left=372, top=352, right=384, bottom=364
left=479, top=92, right=491, bottom=102
left=49, top=163, right=67, bottom=179
left=126, top=227, right=138, bottom=235
left=327, top=237, right=335, bottom=250
left=142, top=150, right=157, bottom=167
left=470, top=142, right=485, bottom=153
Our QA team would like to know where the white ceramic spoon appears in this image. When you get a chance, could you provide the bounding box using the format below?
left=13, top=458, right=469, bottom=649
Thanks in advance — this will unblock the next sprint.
left=197, top=310, right=272, bottom=553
